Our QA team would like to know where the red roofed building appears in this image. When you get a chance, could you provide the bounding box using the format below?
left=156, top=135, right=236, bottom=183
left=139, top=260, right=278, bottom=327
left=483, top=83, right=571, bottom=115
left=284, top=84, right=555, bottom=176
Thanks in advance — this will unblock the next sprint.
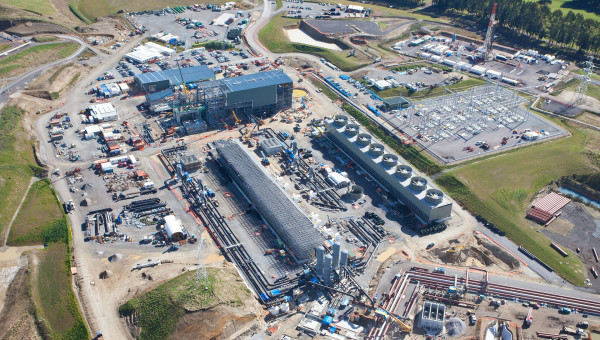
left=526, top=192, right=571, bottom=224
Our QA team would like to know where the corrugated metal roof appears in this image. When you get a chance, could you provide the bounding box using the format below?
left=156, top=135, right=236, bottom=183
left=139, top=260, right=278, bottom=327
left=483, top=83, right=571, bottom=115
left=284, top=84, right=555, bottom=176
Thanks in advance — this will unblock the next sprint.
left=221, top=70, right=292, bottom=92
left=532, top=192, right=571, bottom=215
left=526, top=207, right=553, bottom=224
left=145, top=89, right=174, bottom=102
left=135, top=65, right=214, bottom=86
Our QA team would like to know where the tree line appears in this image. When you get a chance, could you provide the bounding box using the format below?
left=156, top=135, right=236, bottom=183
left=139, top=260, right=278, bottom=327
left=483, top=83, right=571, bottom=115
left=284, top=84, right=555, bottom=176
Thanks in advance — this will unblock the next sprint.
left=431, top=0, right=600, bottom=55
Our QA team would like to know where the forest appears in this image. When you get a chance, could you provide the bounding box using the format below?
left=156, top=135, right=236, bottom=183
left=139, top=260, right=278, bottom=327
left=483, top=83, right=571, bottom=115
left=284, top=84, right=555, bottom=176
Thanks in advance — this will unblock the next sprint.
left=431, top=0, right=600, bottom=55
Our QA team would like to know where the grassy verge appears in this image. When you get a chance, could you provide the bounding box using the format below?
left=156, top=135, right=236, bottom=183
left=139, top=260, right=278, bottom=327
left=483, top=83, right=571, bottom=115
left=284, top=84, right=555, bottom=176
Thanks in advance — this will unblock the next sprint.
left=0, top=106, right=43, bottom=237
left=192, top=40, right=235, bottom=50
left=33, top=35, right=59, bottom=43
left=375, top=77, right=486, bottom=99
left=342, top=102, right=442, bottom=175
left=0, top=42, right=79, bottom=77
left=0, top=0, right=55, bottom=15
left=258, top=14, right=369, bottom=72
left=119, top=267, right=252, bottom=340
left=308, top=76, right=339, bottom=101
left=69, top=0, right=93, bottom=24
left=7, top=178, right=65, bottom=245
left=436, top=121, right=598, bottom=285
left=49, top=63, right=71, bottom=83
left=275, top=0, right=282, bottom=10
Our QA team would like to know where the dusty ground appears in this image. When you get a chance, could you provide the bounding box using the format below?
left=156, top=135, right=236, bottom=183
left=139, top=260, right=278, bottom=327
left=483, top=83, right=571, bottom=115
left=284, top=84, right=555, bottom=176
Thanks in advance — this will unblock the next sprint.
left=555, top=90, right=600, bottom=115
left=0, top=254, right=41, bottom=340
left=25, top=62, right=84, bottom=99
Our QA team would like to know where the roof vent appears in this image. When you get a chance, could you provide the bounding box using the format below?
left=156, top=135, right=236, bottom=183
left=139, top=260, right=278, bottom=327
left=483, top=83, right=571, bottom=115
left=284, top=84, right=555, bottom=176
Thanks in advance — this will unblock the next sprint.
left=333, top=115, right=348, bottom=127
left=356, top=133, right=371, bottom=146
left=410, top=176, right=428, bottom=192
left=368, top=143, right=384, bottom=157
left=381, top=154, right=398, bottom=168
left=425, top=189, right=444, bottom=204
left=395, top=165, right=412, bottom=179
left=344, top=124, right=359, bottom=137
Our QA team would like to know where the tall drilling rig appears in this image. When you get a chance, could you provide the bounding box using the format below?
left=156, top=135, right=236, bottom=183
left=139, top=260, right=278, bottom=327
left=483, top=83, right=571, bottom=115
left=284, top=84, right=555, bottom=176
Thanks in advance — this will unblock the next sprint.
left=478, top=2, right=497, bottom=61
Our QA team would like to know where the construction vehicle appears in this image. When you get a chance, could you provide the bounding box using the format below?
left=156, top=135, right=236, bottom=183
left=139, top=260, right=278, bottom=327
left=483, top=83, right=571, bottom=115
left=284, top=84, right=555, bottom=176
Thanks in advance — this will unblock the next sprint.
left=449, top=245, right=464, bottom=253
left=261, top=151, right=270, bottom=165
left=524, top=308, right=533, bottom=326
left=433, top=267, right=446, bottom=274
left=375, top=309, right=411, bottom=333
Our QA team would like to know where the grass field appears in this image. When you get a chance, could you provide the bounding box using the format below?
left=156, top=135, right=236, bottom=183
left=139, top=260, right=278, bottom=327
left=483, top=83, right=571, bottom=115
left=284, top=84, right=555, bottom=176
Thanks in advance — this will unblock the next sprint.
left=436, top=121, right=599, bottom=285
left=373, top=77, right=486, bottom=99
left=0, top=106, right=43, bottom=240
left=7, top=179, right=66, bottom=246
left=0, top=0, right=55, bottom=15
left=77, top=0, right=229, bottom=21
left=33, top=35, right=59, bottom=43
left=258, top=14, right=369, bottom=72
left=119, top=267, right=252, bottom=340
left=34, top=242, right=88, bottom=339
left=552, top=78, right=600, bottom=101
left=523, top=0, right=600, bottom=21
left=0, top=42, right=79, bottom=77
left=307, top=76, right=339, bottom=101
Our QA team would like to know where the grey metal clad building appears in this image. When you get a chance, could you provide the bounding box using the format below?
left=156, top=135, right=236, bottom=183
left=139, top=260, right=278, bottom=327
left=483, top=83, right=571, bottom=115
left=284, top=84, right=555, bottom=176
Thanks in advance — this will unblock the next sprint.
left=383, top=96, right=411, bottom=110
left=325, top=115, right=452, bottom=224
left=200, top=70, right=293, bottom=126
left=135, top=65, right=215, bottom=93
left=214, top=139, right=322, bottom=263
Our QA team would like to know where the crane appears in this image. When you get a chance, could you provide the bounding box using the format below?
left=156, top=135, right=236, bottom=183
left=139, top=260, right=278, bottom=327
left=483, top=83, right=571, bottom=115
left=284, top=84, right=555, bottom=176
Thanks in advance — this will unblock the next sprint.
left=375, top=309, right=411, bottom=333
left=449, top=245, right=465, bottom=253
left=231, top=109, right=241, bottom=126
left=175, top=60, right=189, bottom=95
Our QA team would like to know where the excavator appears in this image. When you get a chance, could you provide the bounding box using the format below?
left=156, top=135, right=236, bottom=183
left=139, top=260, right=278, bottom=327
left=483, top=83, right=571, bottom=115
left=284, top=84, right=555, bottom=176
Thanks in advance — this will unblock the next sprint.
left=449, top=245, right=465, bottom=253
left=375, top=309, right=411, bottom=333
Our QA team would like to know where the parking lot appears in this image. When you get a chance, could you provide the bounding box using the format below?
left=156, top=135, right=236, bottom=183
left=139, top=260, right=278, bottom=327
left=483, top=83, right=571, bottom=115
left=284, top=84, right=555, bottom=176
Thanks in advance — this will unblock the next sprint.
left=281, top=1, right=368, bottom=19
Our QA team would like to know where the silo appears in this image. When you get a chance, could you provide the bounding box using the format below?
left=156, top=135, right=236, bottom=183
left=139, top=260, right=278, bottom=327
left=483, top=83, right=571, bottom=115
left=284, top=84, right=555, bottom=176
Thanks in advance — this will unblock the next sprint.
left=332, top=242, right=341, bottom=269
left=316, top=246, right=325, bottom=275
left=340, top=250, right=348, bottom=268
left=323, top=254, right=333, bottom=284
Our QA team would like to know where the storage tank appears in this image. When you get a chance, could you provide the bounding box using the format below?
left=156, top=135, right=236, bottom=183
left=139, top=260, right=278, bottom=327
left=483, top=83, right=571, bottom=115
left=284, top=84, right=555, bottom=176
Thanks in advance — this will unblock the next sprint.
left=486, top=70, right=501, bottom=79
left=269, top=305, right=280, bottom=316
left=332, top=242, right=341, bottom=269
left=323, top=254, right=333, bottom=284
left=316, top=246, right=325, bottom=275
left=410, top=176, right=428, bottom=192
left=425, top=188, right=444, bottom=204
left=356, top=133, right=371, bottom=146
left=431, top=55, right=442, bottom=62
left=280, top=302, right=290, bottom=313
left=395, top=164, right=413, bottom=180
left=344, top=123, right=359, bottom=137
left=333, top=114, right=348, bottom=127
left=381, top=154, right=398, bottom=168
left=340, top=250, right=348, bottom=268
left=343, top=185, right=364, bottom=200
left=470, top=66, right=486, bottom=75
left=368, top=143, right=384, bottom=157
left=443, top=59, right=456, bottom=66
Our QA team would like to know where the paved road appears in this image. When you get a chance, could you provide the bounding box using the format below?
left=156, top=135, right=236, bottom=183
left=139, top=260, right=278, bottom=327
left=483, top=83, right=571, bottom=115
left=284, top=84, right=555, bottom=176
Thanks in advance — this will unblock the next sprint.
left=0, top=35, right=89, bottom=109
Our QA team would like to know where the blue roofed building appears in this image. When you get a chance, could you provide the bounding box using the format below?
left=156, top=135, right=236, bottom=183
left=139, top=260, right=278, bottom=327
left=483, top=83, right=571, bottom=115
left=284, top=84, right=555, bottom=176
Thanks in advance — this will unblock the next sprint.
left=134, top=65, right=215, bottom=93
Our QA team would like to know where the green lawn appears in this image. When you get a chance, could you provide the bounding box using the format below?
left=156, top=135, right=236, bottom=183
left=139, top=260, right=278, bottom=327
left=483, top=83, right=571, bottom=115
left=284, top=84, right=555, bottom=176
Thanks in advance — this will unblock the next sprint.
left=119, top=267, right=252, bottom=340
left=78, top=0, right=229, bottom=21
left=523, top=0, right=600, bottom=21
left=0, top=0, right=55, bottom=15
left=374, top=78, right=486, bottom=99
left=0, top=106, right=43, bottom=240
left=436, top=122, right=599, bottom=285
left=258, top=14, right=370, bottom=72
left=0, top=42, right=79, bottom=77
left=7, top=179, right=66, bottom=246
left=35, top=243, right=88, bottom=339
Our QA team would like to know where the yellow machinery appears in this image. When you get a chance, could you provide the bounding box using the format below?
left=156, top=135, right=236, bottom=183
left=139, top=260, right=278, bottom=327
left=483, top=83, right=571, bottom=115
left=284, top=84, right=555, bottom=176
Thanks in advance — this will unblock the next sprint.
left=375, top=309, right=411, bottom=333
left=449, top=245, right=464, bottom=253
left=232, top=110, right=241, bottom=125
left=175, top=60, right=189, bottom=95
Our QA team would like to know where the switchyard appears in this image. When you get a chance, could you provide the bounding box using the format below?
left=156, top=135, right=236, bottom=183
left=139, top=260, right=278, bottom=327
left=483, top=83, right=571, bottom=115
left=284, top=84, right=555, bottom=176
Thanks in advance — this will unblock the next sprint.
left=386, top=84, right=566, bottom=163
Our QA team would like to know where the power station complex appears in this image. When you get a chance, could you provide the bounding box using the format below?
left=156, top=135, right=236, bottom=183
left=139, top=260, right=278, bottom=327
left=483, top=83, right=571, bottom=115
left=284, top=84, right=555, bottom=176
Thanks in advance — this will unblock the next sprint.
left=325, top=115, right=452, bottom=224
left=137, top=68, right=293, bottom=129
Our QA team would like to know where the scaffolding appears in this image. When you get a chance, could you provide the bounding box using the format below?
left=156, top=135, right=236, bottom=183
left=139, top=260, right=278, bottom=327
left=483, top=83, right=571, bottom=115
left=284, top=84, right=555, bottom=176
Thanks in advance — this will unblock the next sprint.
left=396, top=83, right=528, bottom=143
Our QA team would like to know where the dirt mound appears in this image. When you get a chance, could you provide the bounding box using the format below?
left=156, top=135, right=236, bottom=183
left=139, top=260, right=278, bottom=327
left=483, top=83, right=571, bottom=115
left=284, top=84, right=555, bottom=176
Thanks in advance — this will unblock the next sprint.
left=172, top=305, right=257, bottom=340
left=108, top=253, right=123, bottom=262
left=425, top=234, right=521, bottom=272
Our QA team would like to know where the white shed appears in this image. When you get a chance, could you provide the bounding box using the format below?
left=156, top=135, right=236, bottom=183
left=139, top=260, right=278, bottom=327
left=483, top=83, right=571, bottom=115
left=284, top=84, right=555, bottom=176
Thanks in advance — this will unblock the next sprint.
left=328, top=172, right=350, bottom=188
left=164, top=215, right=184, bottom=241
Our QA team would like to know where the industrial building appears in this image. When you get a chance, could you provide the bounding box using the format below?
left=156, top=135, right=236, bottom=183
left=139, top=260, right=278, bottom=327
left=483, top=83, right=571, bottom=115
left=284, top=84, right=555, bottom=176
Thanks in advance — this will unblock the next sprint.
left=383, top=96, right=411, bottom=110
left=213, top=139, right=323, bottom=263
left=88, top=103, right=118, bottom=122
left=325, top=115, right=452, bottom=224
left=125, top=42, right=175, bottom=64
left=526, top=192, right=571, bottom=224
left=134, top=65, right=215, bottom=93
left=198, top=70, right=293, bottom=126
left=420, top=301, right=446, bottom=335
